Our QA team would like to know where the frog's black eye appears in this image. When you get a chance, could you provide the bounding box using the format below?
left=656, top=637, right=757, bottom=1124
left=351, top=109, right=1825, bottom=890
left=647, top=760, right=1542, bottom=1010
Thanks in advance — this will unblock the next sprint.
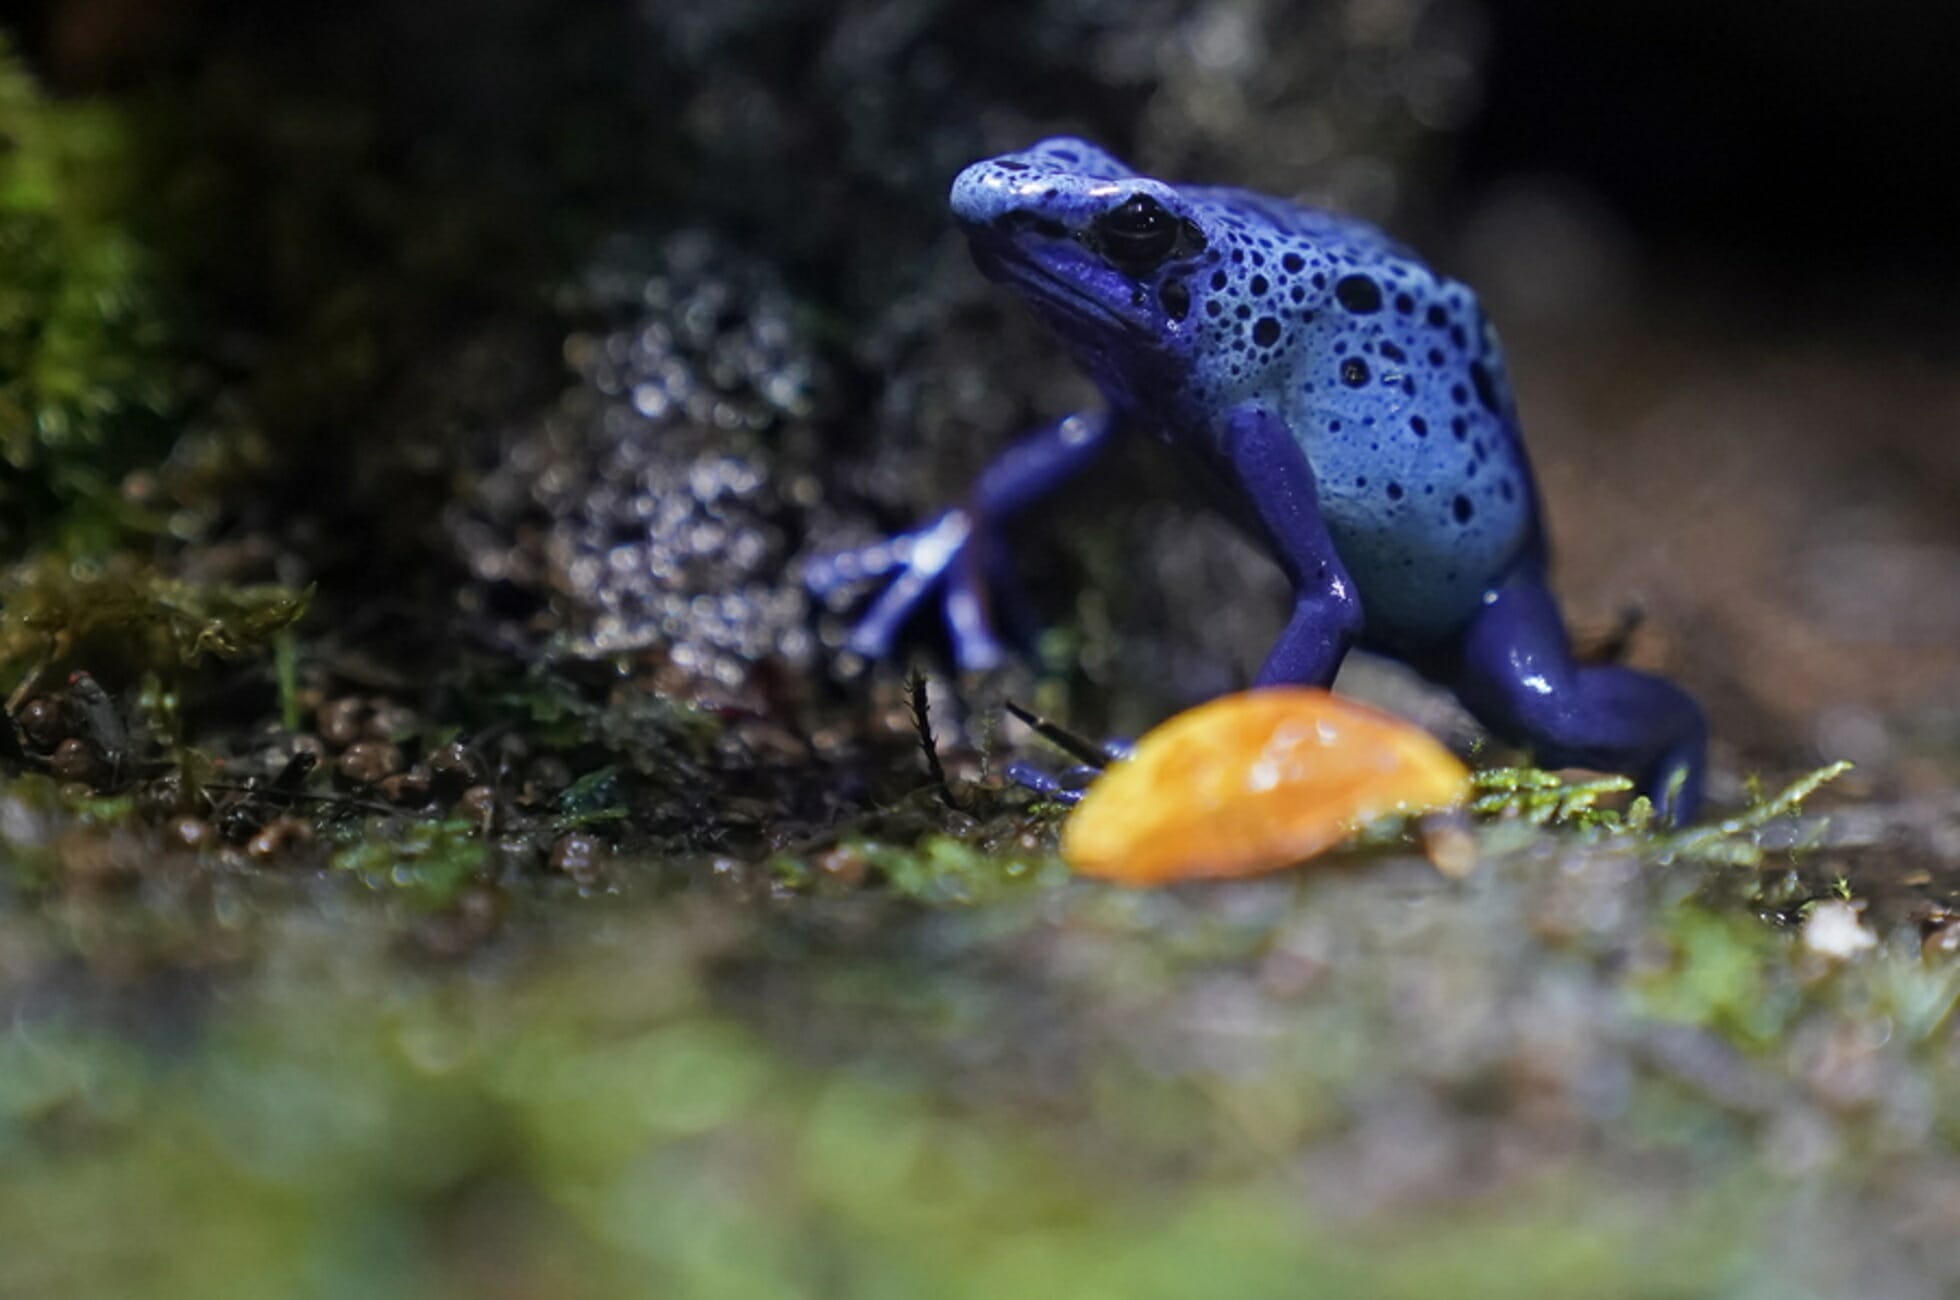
left=1093, top=194, right=1180, bottom=272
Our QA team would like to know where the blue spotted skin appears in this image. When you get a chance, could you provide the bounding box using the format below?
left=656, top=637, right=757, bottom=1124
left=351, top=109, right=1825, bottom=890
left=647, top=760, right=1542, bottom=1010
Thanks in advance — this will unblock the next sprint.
left=812, top=138, right=1708, bottom=821
left=951, top=138, right=1536, bottom=643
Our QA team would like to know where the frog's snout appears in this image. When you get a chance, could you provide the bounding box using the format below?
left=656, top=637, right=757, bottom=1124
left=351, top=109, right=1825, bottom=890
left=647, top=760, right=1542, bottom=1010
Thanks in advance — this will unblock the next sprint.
left=949, top=160, right=1024, bottom=227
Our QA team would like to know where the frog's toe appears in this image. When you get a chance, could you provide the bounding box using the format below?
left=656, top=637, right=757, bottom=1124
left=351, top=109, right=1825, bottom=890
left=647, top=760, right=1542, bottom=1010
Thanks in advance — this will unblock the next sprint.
left=803, top=540, right=905, bottom=599
left=1007, top=760, right=1101, bottom=804
left=811, top=510, right=1012, bottom=669
left=942, top=575, right=1006, bottom=671
left=842, top=556, right=943, bottom=658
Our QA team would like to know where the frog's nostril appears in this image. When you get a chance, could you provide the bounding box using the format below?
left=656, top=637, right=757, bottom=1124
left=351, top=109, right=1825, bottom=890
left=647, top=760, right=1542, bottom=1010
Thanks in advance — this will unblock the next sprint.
left=950, top=160, right=1033, bottom=225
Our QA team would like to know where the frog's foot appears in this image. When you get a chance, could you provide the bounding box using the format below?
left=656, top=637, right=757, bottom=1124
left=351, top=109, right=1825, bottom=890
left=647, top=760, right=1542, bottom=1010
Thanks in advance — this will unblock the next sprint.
left=810, top=411, right=1120, bottom=674
left=1006, top=761, right=1104, bottom=805
left=1004, top=707, right=1136, bottom=805
left=806, top=510, right=1007, bottom=672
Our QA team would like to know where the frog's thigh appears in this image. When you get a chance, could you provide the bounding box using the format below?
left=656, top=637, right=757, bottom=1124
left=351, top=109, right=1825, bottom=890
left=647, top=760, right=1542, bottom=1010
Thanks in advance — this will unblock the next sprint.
left=1451, top=568, right=1706, bottom=822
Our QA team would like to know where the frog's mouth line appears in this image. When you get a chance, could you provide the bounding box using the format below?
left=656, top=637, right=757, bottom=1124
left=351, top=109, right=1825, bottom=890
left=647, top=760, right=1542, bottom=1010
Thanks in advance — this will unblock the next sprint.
left=966, top=236, right=1147, bottom=341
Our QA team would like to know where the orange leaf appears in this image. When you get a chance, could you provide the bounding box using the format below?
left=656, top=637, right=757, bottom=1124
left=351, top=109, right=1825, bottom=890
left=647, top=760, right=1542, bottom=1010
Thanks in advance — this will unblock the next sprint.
left=1060, top=688, right=1469, bottom=885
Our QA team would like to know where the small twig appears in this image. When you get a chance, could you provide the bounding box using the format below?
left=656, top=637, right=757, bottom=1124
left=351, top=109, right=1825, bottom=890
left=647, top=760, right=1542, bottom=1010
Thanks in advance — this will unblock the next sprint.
left=6, top=661, right=47, bottom=715
left=200, top=781, right=402, bottom=817
left=0, top=709, right=23, bottom=762
left=264, top=751, right=321, bottom=808
left=1003, top=700, right=1123, bottom=770
left=906, top=670, right=959, bottom=810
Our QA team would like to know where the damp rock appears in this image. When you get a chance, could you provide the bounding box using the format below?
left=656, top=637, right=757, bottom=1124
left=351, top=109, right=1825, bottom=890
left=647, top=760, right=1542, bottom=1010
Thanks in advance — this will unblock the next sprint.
left=451, top=232, right=839, bottom=699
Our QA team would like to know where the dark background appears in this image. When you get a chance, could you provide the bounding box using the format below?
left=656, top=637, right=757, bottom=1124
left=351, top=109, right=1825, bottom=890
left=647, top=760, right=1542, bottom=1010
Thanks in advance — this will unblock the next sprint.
left=1468, top=0, right=1960, bottom=324
left=12, top=0, right=1960, bottom=295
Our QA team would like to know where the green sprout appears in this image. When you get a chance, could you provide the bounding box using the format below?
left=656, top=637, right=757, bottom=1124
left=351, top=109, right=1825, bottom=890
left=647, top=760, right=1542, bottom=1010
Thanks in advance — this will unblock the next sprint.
left=1467, top=760, right=1853, bottom=869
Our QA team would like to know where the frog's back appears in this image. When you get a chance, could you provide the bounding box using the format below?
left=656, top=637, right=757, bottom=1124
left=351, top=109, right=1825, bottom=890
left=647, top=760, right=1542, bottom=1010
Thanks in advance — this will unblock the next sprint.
left=1176, top=184, right=1411, bottom=260
left=1168, top=181, right=1542, bottom=648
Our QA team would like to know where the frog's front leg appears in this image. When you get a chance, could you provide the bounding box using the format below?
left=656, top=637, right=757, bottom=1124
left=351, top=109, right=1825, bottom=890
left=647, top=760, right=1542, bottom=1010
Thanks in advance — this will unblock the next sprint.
left=1221, top=404, right=1364, bottom=687
left=1452, top=567, right=1707, bottom=824
left=808, top=410, right=1117, bottom=671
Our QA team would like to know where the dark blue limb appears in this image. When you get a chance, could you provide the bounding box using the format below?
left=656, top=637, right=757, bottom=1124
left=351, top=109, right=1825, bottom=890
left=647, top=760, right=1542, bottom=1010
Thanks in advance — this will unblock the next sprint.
left=1452, top=567, right=1707, bottom=823
left=1006, top=761, right=1103, bottom=805
left=807, top=411, right=1117, bottom=671
left=1220, top=404, right=1364, bottom=688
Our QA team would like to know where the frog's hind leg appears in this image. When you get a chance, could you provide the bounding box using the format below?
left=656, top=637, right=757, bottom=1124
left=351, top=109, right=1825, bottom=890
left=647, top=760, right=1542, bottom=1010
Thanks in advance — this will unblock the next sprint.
left=1451, top=567, right=1706, bottom=824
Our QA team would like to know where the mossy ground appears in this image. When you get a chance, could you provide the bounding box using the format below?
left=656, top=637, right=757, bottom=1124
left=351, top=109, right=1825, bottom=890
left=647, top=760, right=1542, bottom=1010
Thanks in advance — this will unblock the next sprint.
left=6, top=772, right=1956, bottom=1299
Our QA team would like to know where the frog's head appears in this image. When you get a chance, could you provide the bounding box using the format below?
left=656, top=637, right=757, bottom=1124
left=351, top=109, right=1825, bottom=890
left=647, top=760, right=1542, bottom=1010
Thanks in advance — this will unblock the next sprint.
left=952, top=138, right=1212, bottom=399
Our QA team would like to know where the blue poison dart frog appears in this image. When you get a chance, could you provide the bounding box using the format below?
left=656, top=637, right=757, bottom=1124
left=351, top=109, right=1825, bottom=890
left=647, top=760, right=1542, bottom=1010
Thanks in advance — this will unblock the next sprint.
left=807, top=138, right=1706, bottom=823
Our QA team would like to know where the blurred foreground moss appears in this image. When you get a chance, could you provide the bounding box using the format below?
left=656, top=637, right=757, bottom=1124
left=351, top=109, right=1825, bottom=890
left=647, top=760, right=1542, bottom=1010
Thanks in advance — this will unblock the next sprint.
left=1633, top=905, right=1807, bottom=1050
left=5, top=853, right=1957, bottom=1298
left=769, top=833, right=1066, bottom=907
left=0, top=901, right=1789, bottom=1300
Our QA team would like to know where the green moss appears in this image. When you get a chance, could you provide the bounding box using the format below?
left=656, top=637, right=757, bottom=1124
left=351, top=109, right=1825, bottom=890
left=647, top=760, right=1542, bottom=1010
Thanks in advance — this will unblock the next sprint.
left=0, top=552, right=309, bottom=695
left=331, top=818, right=488, bottom=908
left=858, top=834, right=1067, bottom=905
left=470, top=662, right=720, bottom=776
left=0, top=39, right=182, bottom=554
left=551, top=764, right=629, bottom=831
left=1658, top=760, right=1854, bottom=865
left=1631, top=905, right=1803, bottom=1049
left=1471, top=766, right=1640, bottom=829
left=1470, top=760, right=1854, bottom=868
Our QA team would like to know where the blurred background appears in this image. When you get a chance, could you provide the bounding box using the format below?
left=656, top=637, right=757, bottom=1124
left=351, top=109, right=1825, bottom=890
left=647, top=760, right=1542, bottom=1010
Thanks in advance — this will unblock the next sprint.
left=2, top=1, right=1958, bottom=1296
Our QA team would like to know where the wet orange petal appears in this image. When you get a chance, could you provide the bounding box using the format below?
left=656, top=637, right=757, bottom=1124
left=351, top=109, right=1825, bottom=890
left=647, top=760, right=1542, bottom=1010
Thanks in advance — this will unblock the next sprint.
left=1060, top=687, right=1469, bottom=885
